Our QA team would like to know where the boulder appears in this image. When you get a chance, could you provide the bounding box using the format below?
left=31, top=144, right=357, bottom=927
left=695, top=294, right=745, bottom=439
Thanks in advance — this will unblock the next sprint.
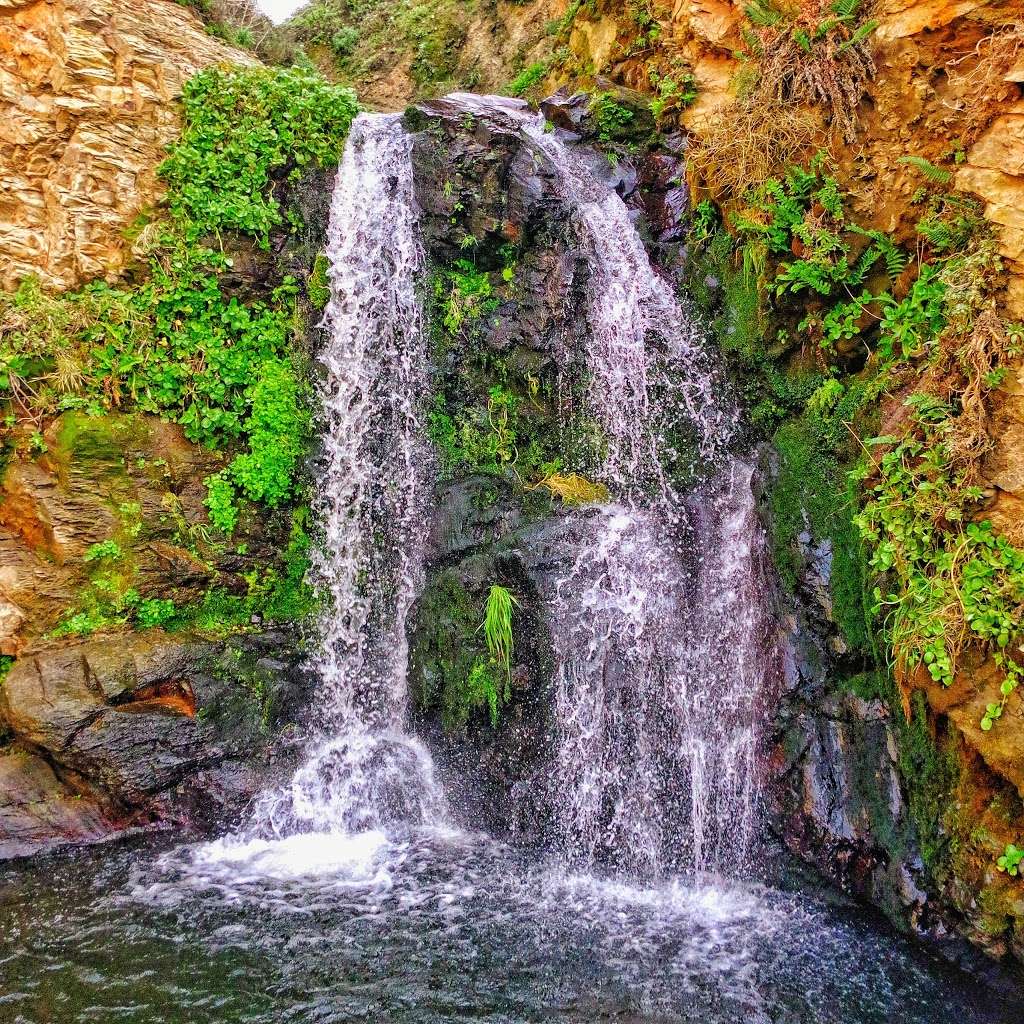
left=0, top=630, right=312, bottom=858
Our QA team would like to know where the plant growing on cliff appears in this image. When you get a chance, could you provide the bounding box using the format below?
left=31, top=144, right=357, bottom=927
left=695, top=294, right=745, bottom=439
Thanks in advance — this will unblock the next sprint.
left=483, top=584, right=519, bottom=685
left=159, top=66, right=357, bottom=244
left=997, top=843, right=1024, bottom=876
left=853, top=257, right=1024, bottom=719
left=2, top=66, right=356, bottom=555
left=590, top=92, right=637, bottom=144
left=740, top=0, right=878, bottom=143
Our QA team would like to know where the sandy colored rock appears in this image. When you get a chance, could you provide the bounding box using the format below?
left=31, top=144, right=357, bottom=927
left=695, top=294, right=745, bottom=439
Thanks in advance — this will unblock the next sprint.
left=0, top=0, right=254, bottom=293
left=874, top=0, right=998, bottom=40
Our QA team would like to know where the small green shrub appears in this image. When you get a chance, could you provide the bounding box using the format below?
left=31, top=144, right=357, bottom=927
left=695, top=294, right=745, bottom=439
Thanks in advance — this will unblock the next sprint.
left=590, top=92, right=637, bottom=144
left=997, top=843, right=1024, bottom=876
left=136, top=598, right=177, bottom=629
left=159, top=66, right=357, bottom=244
left=509, top=62, right=549, bottom=98
left=84, top=540, right=123, bottom=563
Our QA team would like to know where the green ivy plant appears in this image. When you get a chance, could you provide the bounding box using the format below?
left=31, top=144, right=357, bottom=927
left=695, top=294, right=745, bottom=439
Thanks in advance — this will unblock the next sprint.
left=998, top=843, right=1024, bottom=876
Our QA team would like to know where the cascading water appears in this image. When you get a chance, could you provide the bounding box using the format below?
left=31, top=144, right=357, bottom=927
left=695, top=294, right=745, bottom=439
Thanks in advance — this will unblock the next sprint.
left=22, top=98, right=1008, bottom=1024
left=524, top=122, right=778, bottom=876
left=246, top=112, right=445, bottom=847
left=216, top=104, right=775, bottom=879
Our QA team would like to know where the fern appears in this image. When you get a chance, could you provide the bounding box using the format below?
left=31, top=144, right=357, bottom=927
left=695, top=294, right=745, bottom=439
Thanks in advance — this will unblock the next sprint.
left=849, top=226, right=909, bottom=280
left=740, top=26, right=764, bottom=55
left=847, top=244, right=882, bottom=287
left=837, top=18, right=879, bottom=51
left=917, top=217, right=956, bottom=252
left=898, top=155, right=952, bottom=184
left=482, top=584, right=519, bottom=686
left=830, top=0, right=862, bottom=18
left=775, top=258, right=837, bottom=296
left=815, top=177, right=845, bottom=219
left=744, top=0, right=783, bottom=28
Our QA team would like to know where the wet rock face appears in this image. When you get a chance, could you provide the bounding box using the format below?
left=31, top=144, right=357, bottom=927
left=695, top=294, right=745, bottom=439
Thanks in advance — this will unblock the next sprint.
left=0, top=630, right=312, bottom=859
left=767, top=480, right=1024, bottom=982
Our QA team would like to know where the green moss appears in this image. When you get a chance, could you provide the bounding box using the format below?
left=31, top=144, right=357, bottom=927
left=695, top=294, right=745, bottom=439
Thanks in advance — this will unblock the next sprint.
left=770, top=415, right=873, bottom=654
left=308, top=251, right=331, bottom=310
left=840, top=670, right=894, bottom=703
left=897, top=693, right=961, bottom=875
left=54, top=414, right=152, bottom=469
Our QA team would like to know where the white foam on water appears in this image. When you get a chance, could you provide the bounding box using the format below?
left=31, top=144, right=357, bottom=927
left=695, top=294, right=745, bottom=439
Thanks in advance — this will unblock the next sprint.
left=192, top=829, right=392, bottom=883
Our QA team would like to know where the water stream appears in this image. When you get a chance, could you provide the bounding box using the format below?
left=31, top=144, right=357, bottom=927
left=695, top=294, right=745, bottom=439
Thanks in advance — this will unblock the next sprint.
left=0, top=105, right=1018, bottom=1023
left=526, top=121, right=775, bottom=875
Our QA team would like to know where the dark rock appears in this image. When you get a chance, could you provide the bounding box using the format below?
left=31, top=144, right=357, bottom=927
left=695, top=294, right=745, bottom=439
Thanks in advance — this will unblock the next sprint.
left=0, top=630, right=312, bottom=859
left=539, top=88, right=590, bottom=135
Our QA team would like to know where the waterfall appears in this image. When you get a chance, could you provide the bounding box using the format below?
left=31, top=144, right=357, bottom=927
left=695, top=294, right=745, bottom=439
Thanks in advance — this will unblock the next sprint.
left=200, top=102, right=775, bottom=883
left=524, top=122, right=778, bottom=876
left=250, top=113, right=445, bottom=840
left=525, top=122, right=737, bottom=496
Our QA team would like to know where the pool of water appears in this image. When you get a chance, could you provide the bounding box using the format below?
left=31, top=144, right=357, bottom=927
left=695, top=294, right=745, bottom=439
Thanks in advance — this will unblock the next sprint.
left=1, top=827, right=1020, bottom=1024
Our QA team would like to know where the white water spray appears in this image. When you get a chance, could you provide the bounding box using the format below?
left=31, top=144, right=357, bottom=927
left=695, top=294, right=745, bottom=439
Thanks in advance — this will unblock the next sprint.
left=525, top=122, right=778, bottom=875
left=250, top=113, right=445, bottom=845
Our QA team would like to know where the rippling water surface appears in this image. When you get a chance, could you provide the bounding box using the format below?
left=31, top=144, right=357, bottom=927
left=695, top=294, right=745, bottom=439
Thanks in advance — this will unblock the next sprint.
left=1, top=827, right=1019, bottom=1024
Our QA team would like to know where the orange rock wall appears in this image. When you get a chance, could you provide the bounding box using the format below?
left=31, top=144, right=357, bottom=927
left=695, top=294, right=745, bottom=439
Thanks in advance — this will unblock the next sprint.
left=0, top=0, right=253, bottom=293
left=561, top=0, right=1024, bottom=313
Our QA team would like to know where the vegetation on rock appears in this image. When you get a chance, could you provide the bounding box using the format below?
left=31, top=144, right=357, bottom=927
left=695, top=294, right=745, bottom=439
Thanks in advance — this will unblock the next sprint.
left=1, top=65, right=356, bottom=641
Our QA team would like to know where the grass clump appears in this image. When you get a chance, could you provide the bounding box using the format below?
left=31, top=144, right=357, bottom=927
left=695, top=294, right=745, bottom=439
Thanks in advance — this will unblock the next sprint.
left=741, top=0, right=877, bottom=144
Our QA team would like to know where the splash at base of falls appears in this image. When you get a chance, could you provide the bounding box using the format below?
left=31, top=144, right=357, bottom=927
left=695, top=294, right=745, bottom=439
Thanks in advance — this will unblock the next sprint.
left=9, top=831, right=1008, bottom=1024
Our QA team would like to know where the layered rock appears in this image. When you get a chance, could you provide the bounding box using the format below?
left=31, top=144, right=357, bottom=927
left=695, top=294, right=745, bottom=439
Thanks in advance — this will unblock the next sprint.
left=0, top=629, right=311, bottom=858
left=0, top=0, right=254, bottom=292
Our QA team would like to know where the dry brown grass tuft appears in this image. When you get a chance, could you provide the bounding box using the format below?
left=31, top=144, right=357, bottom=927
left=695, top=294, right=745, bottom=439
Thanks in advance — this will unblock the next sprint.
left=927, top=310, right=1015, bottom=484
left=747, top=0, right=877, bottom=144
left=533, top=473, right=610, bottom=506
left=685, top=99, right=823, bottom=201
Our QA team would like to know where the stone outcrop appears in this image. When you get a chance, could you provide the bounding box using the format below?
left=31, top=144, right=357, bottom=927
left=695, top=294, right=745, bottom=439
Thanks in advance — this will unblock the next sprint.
left=0, top=629, right=311, bottom=859
left=0, top=0, right=254, bottom=293
left=0, top=411, right=288, bottom=656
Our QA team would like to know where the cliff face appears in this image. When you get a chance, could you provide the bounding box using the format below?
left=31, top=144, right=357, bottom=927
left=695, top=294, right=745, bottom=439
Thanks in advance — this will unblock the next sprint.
left=0, top=0, right=253, bottom=292
left=3, top=0, right=1024, bottom=980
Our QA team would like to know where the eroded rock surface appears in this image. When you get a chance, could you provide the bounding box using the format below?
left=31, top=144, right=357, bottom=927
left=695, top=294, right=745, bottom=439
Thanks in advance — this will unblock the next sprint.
left=0, top=0, right=253, bottom=291
left=0, top=630, right=311, bottom=858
